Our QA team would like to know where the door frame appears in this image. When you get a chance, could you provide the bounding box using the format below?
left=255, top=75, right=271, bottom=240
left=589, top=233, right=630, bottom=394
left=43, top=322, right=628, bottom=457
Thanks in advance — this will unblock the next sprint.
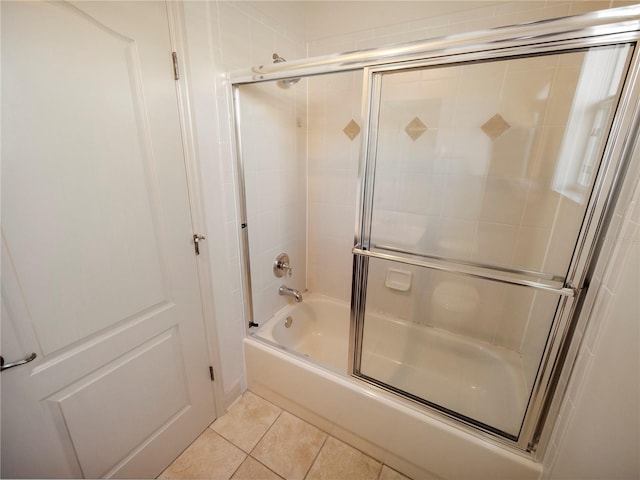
left=166, top=1, right=225, bottom=417
left=0, top=2, right=224, bottom=475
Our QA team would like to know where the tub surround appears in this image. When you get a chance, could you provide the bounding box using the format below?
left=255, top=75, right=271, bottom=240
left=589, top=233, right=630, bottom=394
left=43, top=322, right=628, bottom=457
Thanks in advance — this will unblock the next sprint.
left=245, top=338, right=541, bottom=480
left=255, top=295, right=528, bottom=435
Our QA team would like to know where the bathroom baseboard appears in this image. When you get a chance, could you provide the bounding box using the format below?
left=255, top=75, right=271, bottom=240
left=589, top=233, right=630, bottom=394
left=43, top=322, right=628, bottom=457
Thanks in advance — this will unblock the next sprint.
left=223, top=379, right=243, bottom=411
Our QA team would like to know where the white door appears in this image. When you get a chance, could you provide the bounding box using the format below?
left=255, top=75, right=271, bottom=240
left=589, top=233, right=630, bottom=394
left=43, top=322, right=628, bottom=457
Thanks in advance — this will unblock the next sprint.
left=1, top=1, right=216, bottom=477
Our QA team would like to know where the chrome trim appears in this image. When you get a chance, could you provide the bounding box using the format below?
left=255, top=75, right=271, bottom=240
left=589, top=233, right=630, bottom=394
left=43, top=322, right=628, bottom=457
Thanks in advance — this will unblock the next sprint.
left=565, top=45, right=638, bottom=289
left=0, top=352, right=37, bottom=372
left=231, top=85, right=256, bottom=329
left=517, top=294, right=576, bottom=450
left=353, top=68, right=372, bottom=247
left=357, top=69, right=382, bottom=250
left=273, top=252, right=292, bottom=278
left=230, top=5, right=640, bottom=85
left=374, top=244, right=564, bottom=283
left=349, top=68, right=377, bottom=377
left=353, top=247, right=575, bottom=297
left=348, top=254, right=367, bottom=375
left=278, top=285, right=303, bottom=303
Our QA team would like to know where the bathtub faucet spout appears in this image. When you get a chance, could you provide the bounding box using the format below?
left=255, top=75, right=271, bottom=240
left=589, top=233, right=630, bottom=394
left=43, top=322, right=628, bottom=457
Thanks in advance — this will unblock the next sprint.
left=279, top=285, right=303, bottom=303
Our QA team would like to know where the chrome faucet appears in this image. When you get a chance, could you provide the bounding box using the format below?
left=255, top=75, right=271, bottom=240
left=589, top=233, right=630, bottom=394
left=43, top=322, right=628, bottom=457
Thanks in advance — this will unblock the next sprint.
left=279, top=285, right=303, bottom=303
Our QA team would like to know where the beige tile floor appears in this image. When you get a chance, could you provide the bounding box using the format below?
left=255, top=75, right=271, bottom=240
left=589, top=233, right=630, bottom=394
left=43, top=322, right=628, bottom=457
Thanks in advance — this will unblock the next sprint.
left=159, top=391, right=412, bottom=480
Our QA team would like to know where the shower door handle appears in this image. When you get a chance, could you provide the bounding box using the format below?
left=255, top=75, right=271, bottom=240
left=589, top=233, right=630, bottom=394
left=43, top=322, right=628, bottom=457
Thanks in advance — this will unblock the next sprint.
left=0, top=352, right=37, bottom=372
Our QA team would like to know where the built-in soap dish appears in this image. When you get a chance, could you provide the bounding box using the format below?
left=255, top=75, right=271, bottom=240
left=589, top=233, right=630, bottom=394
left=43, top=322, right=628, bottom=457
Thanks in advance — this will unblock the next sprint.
left=385, top=268, right=412, bottom=292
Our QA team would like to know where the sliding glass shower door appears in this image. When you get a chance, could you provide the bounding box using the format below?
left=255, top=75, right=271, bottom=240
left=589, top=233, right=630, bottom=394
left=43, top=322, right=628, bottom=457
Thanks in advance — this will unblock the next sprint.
left=352, top=43, right=634, bottom=444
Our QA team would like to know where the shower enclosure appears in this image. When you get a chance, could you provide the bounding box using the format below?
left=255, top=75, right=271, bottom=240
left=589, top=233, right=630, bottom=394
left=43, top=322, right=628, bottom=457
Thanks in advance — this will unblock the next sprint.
left=231, top=7, right=640, bottom=455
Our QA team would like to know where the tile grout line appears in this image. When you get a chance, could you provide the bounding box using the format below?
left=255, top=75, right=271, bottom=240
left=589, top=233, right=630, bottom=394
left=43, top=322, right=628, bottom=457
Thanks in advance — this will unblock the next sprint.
left=224, top=391, right=412, bottom=479
left=244, top=406, right=287, bottom=478
left=227, top=452, right=249, bottom=480
left=302, top=433, right=329, bottom=480
left=247, top=455, right=287, bottom=480
left=248, top=393, right=408, bottom=480
left=216, top=399, right=286, bottom=480
left=247, top=407, right=285, bottom=454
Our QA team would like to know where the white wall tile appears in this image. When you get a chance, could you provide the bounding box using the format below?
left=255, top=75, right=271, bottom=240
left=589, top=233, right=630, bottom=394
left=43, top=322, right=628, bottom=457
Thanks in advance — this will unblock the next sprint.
left=480, top=176, right=528, bottom=225
left=513, top=226, right=552, bottom=271
left=520, top=291, right=563, bottom=388
left=549, top=240, right=639, bottom=479
left=568, top=0, right=612, bottom=15
left=475, top=222, right=518, bottom=266
left=249, top=19, right=275, bottom=65
left=521, top=188, right=560, bottom=229
left=494, top=286, right=534, bottom=350
left=442, top=174, right=485, bottom=220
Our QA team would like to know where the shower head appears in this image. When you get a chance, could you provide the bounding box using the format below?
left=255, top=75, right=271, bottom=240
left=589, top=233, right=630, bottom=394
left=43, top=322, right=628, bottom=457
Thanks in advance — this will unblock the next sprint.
left=272, top=52, right=300, bottom=87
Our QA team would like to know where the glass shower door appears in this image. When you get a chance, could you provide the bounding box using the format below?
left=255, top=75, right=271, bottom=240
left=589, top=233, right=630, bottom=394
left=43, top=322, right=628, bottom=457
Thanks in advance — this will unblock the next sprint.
left=352, top=44, right=634, bottom=442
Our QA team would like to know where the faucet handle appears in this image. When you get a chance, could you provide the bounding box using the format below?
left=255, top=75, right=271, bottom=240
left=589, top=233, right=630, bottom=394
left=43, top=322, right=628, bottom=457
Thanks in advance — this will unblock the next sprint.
left=274, top=253, right=292, bottom=278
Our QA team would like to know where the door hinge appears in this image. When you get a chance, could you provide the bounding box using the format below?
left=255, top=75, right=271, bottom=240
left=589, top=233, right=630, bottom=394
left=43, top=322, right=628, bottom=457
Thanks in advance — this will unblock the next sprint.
left=193, top=234, right=206, bottom=255
left=209, top=366, right=215, bottom=381
left=172, top=51, right=180, bottom=80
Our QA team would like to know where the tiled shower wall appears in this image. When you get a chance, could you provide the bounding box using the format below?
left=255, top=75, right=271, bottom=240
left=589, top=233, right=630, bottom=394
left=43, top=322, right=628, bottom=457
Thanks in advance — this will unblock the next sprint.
left=543, top=142, right=640, bottom=480
left=306, top=72, right=363, bottom=301
left=240, top=82, right=307, bottom=322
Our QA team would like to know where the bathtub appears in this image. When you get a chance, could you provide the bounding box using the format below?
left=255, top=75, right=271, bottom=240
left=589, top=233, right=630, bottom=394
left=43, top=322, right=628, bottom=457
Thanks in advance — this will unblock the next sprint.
left=245, top=294, right=541, bottom=480
left=255, top=295, right=349, bottom=372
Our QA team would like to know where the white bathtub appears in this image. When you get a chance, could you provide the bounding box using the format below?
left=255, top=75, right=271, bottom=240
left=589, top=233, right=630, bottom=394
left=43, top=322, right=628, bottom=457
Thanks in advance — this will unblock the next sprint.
left=246, top=294, right=540, bottom=480
left=255, top=295, right=349, bottom=372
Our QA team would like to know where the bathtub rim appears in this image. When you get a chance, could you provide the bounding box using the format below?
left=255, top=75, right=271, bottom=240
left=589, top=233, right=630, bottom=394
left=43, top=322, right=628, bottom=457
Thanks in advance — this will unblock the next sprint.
left=244, top=336, right=542, bottom=480
left=252, top=292, right=531, bottom=440
left=249, top=293, right=350, bottom=374
left=243, top=332, right=538, bottom=461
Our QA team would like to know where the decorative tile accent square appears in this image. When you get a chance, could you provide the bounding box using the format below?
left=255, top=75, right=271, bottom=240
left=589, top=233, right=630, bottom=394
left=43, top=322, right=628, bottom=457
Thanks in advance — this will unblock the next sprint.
left=481, top=113, right=510, bottom=140
left=305, top=437, right=381, bottom=480
left=343, top=119, right=361, bottom=141
left=251, top=411, right=327, bottom=480
left=404, top=117, right=428, bottom=141
left=211, top=391, right=282, bottom=453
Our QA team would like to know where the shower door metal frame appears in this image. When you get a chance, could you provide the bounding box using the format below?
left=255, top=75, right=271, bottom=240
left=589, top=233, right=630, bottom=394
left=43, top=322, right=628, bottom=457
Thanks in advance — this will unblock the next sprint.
left=229, top=4, right=640, bottom=458
left=351, top=28, right=640, bottom=454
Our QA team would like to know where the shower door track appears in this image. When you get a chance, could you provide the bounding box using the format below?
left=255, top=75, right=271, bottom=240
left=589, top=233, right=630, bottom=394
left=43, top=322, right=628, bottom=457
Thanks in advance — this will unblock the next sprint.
left=230, top=7, right=640, bottom=85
